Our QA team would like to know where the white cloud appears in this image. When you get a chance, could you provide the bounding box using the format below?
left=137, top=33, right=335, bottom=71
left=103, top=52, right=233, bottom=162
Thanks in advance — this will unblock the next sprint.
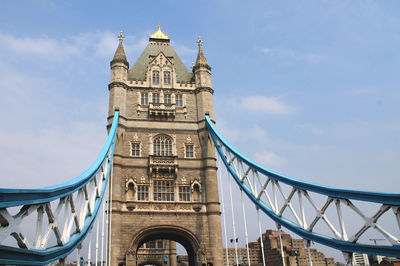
left=254, top=151, right=287, bottom=169
left=239, top=96, right=293, bottom=114
left=0, top=31, right=148, bottom=62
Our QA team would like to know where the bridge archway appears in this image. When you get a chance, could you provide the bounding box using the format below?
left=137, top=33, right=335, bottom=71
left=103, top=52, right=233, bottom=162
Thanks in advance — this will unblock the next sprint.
left=127, top=225, right=202, bottom=266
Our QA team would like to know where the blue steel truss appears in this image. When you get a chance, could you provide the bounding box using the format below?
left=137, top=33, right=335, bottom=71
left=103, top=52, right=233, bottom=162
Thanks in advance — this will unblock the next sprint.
left=0, top=111, right=119, bottom=265
left=206, top=115, right=400, bottom=258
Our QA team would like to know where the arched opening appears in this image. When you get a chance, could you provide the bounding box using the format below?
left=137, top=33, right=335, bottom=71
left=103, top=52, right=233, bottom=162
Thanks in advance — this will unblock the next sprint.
left=193, top=184, right=200, bottom=202
left=128, top=225, right=201, bottom=266
left=127, top=182, right=135, bottom=200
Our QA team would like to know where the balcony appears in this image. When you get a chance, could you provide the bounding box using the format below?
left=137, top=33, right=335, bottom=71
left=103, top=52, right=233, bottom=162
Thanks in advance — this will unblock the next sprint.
left=149, top=155, right=178, bottom=178
left=148, top=103, right=176, bottom=119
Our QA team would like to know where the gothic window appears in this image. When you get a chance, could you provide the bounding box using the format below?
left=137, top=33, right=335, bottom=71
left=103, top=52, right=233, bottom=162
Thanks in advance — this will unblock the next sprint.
left=185, top=144, right=194, bottom=158
left=152, top=71, right=159, bottom=84
left=137, top=185, right=149, bottom=201
left=179, top=186, right=191, bottom=201
left=153, top=180, right=174, bottom=201
left=153, top=135, right=173, bottom=156
left=164, top=94, right=172, bottom=104
left=141, top=93, right=148, bottom=105
left=176, top=94, right=183, bottom=107
left=152, top=93, right=160, bottom=104
left=164, top=71, right=171, bottom=84
left=131, top=142, right=140, bottom=156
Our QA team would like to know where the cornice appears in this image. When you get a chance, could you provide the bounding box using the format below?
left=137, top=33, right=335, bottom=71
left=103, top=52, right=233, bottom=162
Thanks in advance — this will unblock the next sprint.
left=108, top=81, right=129, bottom=90
left=110, top=59, right=129, bottom=68
left=195, top=87, right=214, bottom=94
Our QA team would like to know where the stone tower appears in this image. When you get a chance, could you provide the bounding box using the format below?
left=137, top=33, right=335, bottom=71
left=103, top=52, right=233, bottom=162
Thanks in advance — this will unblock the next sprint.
left=107, top=26, right=223, bottom=266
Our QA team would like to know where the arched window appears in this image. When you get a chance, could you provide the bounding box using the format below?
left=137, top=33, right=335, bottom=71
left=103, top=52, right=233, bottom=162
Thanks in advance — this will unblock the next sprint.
left=153, top=135, right=173, bottom=156
left=152, top=71, right=160, bottom=84
left=164, top=71, right=171, bottom=84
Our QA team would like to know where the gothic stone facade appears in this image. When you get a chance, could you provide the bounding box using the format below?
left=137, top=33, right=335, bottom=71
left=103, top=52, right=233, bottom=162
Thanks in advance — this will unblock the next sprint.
left=107, top=28, right=223, bottom=266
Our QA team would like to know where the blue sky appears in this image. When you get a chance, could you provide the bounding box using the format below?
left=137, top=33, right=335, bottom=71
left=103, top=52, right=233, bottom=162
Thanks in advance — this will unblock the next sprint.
left=1, top=0, right=400, bottom=262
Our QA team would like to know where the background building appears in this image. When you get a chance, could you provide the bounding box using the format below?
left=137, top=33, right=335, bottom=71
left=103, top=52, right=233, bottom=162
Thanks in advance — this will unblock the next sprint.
left=223, top=230, right=336, bottom=266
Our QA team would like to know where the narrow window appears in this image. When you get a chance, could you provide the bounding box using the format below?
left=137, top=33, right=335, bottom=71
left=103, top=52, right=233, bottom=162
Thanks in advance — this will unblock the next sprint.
left=137, top=185, right=149, bottom=201
left=185, top=144, right=194, bottom=158
left=141, top=93, right=148, bottom=105
left=164, top=94, right=171, bottom=104
left=131, top=142, right=140, bottom=156
left=176, top=94, right=183, bottom=107
left=153, top=180, right=174, bottom=201
left=164, top=71, right=171, bottom=84
left=179, top=186, right=191, bottom=201
left=152, top=93, right=160, bottom=104
left=152, top=71, right=159, bottom=84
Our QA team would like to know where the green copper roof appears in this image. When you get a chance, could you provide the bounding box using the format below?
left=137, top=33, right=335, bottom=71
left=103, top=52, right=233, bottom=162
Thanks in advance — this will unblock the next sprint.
left=128, top=41, right=193, bottom=82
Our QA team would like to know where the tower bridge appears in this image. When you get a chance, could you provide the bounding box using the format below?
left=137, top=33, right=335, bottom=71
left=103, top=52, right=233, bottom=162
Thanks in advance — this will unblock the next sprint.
left=0, top=26, right=399, bottom=266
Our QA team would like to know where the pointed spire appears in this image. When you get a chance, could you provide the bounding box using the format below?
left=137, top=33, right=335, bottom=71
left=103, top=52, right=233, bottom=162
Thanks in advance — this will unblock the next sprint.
left=111, top=31, right=129, bottom=67
left=194, top=36, right=211, bottom=71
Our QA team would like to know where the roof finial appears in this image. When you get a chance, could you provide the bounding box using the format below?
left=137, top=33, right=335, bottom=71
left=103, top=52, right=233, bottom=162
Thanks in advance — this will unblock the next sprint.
left=150, top=24, right=169, bottom=40
left=197, top=36, right=203, bottom=47
left=118, top=31, right=125, bottom=42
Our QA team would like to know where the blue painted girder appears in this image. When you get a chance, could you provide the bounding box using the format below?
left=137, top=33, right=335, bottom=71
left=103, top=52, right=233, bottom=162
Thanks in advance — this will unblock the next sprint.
left=205, top=115, right=400, bottom=258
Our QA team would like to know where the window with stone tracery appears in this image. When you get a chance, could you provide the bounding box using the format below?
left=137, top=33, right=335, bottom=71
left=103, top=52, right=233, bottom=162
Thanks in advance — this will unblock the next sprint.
left=152, top=71, right=159, bottom=84
left=152, top=93, right=160, bottom=104
left=179, top=186, right=191, bottom=201
left=153, top=180, right=174, bottom=201
left=176, top=94, right=183, bottom=107
left=164, top=71, right=171, bottom=84
left=131, top=142, right=140, bottom=156
left=153, top=135, right=173, bottom=156
left=137, top=185, right=148, bottom=201
left=141, top=92, right=148, bottom=105
left=185, top=144, right=194, bottom=158
left=164, top=94, right=172, bottom=104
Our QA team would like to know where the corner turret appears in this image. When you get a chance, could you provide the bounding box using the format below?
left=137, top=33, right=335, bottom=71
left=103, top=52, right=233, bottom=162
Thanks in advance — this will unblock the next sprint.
left=193, top=37, right=214, bottom=121
left=111, top=31, right=129, bottom=82
left=193, top=36, right=212, bottom=89
left=109, top=31, right=129, bottom=117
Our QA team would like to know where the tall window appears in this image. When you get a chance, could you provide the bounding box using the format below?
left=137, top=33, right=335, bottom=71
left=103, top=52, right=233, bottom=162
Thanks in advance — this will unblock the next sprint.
left=152, top=71, right=159, bottom=84
left=141, top=93, right=148, bottom=105
left=137, top=185, right=149, bottom=201
left=164, top=94, right=172, bottom=104
left=179, top=186, right=191, bottom=201
left=152, top=93, right=160, bottom=104
left=153, top=135, right=173, bottom=156
left=185, top=144, right=194, bottom=158
left=153, top=180, right=174, bottom=201
left=131, top=142, right=140, bottom=156
left=176, top=94, right=183, bottom=107
left=164, top=71, right=171, bottom=84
